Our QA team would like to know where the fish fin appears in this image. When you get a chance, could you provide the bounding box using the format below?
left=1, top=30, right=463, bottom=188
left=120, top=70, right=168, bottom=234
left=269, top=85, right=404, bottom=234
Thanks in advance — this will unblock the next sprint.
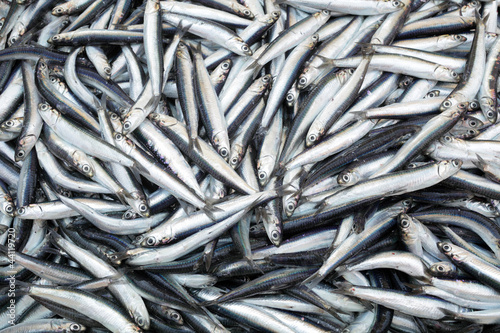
left=273, top=166, right=287, bottom=178
left=133, top=161, right=151, bottom=177
left=178, top=200, right=194, bottom=216
left=12, top=279, right=31, bottom=294
left=199, top=300, right=217, bottom=306
left=350, top=110, right=367, bottom=120
left=110, top=250, right=132, bottom=262
left=402, top=282, right=426, bottom=289
left=314, top=199, right=327, bottom=212
left=436, top=307, right=457, bottom=320
left=314, top=54, right=334, bottom=66
left=202, top=204, right=220, bottom=222
left=176, top=20, right=192, bottom=38
left=195, top=41, right=203, bottom=54
left=274, top=182, right=297, bottom=197
left=0, top=244, right=7, bottom=254
left=116, top=188, right=134, bottom=206
left=360, top=43, right=375, bottom=56
left=245, top=60, right=262, bottom=72
left=472, top=153, right=486, bottom=170
left=113, top=24, right=130, bottom=31
left=194, top=136, right=204, bottom=152
left=301, top=271, right=324, bottom=289
left=188, top=136, right=195, bottom=152
left=254, top=126, right=268, bottom=145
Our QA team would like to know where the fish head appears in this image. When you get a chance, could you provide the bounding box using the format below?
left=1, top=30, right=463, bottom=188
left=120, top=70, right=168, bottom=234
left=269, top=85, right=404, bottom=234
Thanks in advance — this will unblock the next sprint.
left=63, top=322, right=86, bottom=332
left=427, top=261, right=457, bottom=278
left=398, top=213, right=418, bottom=240
left=72, top=150, right=94, bottom=178
left=113, top=132, right=135, bottom=154
left=1, top=118, right=22, bottom=132
left=434, top=66, right=459, bottom=83
left=212, top=131, right=230, bottom=161
left=233, top=5, right=254, bottom=19
left=437, top=159, right=462, bottom=178
left=131, top=310, right=150, bottom=330
left=52, top=5, right=69, bottom=15
left=37, top=102, right=60, bottom=127
left=438, top=242, right=468, bottom=262
left=229, top=144, right=244, bottom=169
left=15, top=135, right=38, bottom=162
left=424, top=90, right=440, bottom=99
left=337, top=170, right=360, bottom=187
left=48, top=32, right=72, bottom=45
left=108, top=112, right=123, bottom=132
left=479, top=97, right=497, bottom=123
left=133, top=199, right=150, bottom=218
left=257, top=155, right=275, bottom=187
left=148, top=113, right=178, bottom=128
left=1, top=197, right=14, bottom=217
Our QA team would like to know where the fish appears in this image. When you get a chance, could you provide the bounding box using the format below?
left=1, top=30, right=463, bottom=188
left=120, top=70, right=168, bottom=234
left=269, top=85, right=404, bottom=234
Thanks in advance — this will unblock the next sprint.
left=2, top=2, right=500, bottom=332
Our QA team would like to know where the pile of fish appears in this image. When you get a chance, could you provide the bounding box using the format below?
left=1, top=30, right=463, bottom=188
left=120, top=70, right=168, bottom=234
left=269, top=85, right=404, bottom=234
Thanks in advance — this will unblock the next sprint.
left=1, top=0, right=500, bottom=331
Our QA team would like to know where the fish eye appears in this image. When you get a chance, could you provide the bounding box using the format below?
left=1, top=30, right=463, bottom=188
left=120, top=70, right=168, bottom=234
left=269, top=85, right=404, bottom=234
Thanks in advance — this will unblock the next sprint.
left=308, top=134, right=317, bottom=143
left=271, top=230, right=280, bottom=239
left=272, top=11, right=280, bottom=17
left=403, top=199, right=412, bottom=206
left=469, top=101, right=478, bottom=110
left=458, top=102, right=466, bottom=109
left=222, top=62, right=230, bottom=70
left=16, top=150, right=25, bottom=158
left=139, top=204, right=148, bottom=212
left=286, top=202, right=295, bottom=212
left=243, top=9, right=251, bottom=16
left=437, top=265, right=445, bottom=272
left=342, top=174, right=350, bottom=182
left=5, top=121, right=13, bottom=127
left=70, top=323, right=82, bottom=331
left=443, top=135, right=452, bottom=142
left=5, top=205, right=13, bottom=213
left=393, top=0, right=400, bottom=5
left=262, top=75, right=270, bottom=82
left=322, top=10, right=329, bottom=15
left=488, top=111, right=495, bottom=118
left=469, top=120, right=477, bottom=127
left=124, top=211, right=134, bottom=219
left=241, top=45, right=249, bottom=52
left=400, top=219, right=410, bottom=228
left=258, top=171, right=267, bottom=180
left=123, top=122, right=131, bottom=130
left=299, top=77, right=307, bottom=85
left=171, top=313, right=180, bottom=320
left=312, top=35, right=318, bottom=40
left=52, top=36, right=59, bottom=40
left=231, top=157, right=238, bottom=165
left=219, top=147, right=228, bottom=157
left=442, top=244, right=451, bottom=252
left=452, top=159, right=461, bottom=167
left=82, top=165, right=91, bottom=173
left=451, top=71, right=458, bottom=77
left=146, top=237, right=156, bottom=246
left=286, top=93, right=294, bottom=102
left=115, top=133, right=123, bottom=140
left=136, top=317, right=145, bottom=327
